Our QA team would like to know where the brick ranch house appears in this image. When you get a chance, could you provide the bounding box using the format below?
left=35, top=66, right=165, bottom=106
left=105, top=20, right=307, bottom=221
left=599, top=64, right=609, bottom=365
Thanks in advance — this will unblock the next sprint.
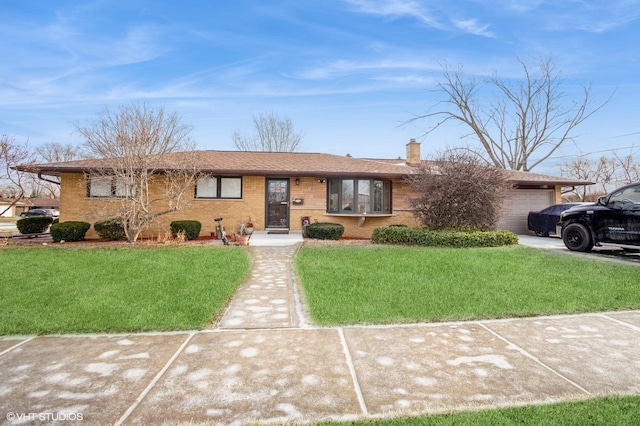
left=20, top=140, right=589, bottom=239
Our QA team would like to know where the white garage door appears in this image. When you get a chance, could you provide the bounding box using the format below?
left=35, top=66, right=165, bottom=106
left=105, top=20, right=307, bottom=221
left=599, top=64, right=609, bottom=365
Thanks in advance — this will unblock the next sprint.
left=498, top=189, right=555, bottom=234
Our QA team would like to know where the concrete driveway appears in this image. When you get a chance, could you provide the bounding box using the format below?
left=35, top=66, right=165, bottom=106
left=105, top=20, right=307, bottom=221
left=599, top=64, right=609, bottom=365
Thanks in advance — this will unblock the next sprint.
left=518, top=234, right=566, bottom=250
left=518, top=234, right=640, bottom=264
left=0, top=222, right=18, bottom=237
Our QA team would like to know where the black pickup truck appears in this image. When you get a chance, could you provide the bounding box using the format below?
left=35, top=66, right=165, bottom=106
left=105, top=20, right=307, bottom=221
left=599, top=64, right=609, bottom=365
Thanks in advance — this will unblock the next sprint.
left=557, top=182, right=640, bottom=252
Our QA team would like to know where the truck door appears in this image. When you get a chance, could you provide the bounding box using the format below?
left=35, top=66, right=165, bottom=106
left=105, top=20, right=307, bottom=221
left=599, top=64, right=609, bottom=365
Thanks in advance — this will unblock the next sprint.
left=602, top=183, right=640, bottom=244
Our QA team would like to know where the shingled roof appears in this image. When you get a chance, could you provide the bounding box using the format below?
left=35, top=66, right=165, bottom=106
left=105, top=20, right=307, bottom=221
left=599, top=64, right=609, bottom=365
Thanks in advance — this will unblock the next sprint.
left=20, top=150, right=592, bottom=186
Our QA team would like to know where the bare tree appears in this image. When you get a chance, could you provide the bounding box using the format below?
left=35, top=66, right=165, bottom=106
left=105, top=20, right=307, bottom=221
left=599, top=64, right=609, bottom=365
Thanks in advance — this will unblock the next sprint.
left=612, top=149, right=640, bottom=184
left=560, top=156, right=614, bottom=201
left=406, top=150, right=511, bottom=231
left=36, top=142, right=86, bottom=163
left=28, top=142, right=87, bottom=198
left=561, top=146, right=639, bottom=200
left=1, top=135, right=36, bottom=216
left=77, top=103, right=199, bottom=243
left=232, top=112, right=303, bottom=152
left=409, top=57, right=610, bottom=171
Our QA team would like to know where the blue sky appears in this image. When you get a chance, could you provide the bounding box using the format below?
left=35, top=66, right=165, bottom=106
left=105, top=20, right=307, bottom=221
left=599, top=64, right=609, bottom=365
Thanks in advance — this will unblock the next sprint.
left=1, top=0, right=639, bottom=174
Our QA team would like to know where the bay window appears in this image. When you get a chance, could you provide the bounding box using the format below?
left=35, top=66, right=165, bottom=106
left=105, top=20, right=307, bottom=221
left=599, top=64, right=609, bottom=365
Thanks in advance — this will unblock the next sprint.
left=327, top=178, right=391, bottom=214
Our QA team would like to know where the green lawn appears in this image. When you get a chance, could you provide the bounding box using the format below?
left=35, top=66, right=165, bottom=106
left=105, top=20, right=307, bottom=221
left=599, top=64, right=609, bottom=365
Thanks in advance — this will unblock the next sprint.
left=296, top=245, right=640, bottom=325
left=321, top=395, right=640, bottom=425
left=0, top=245, right=250, bottom=335
left=4, top=243, right=640, bottom=334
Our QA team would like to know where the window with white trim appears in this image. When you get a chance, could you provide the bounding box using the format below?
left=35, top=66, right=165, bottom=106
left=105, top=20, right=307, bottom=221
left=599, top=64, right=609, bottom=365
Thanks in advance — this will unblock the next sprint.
left=88, top=175, right=136, bottom=197
left=195, top=176, right=242, bottom=199
left=327, top=178, right=391, bottom=214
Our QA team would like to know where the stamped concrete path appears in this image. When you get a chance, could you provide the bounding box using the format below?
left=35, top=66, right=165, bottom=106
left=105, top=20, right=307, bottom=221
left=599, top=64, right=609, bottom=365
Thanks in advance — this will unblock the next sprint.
left=216, top=244, right=303, bottom=329
left=1, top=233, right=640, bottom=425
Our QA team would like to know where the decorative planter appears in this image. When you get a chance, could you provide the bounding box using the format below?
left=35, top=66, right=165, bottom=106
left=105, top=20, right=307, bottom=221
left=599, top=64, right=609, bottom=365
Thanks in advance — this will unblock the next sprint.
left=236, top=235, right=250, bottom=245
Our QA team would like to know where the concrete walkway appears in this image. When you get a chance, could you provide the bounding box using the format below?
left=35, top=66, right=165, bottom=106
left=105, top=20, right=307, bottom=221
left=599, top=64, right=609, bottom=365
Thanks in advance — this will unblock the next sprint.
left=216, top=244, right=303, bottom=329
left=1, top=234, right=640, bottom=425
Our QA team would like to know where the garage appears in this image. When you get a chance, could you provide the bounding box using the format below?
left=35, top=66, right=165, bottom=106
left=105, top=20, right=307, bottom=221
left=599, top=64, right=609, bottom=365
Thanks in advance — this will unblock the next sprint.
left=498, top=189, right=555, bottom=234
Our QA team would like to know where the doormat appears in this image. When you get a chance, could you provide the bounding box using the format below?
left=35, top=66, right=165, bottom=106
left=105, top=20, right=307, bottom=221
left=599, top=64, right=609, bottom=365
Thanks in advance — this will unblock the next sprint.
left=267, top=230, right=289, bottom=235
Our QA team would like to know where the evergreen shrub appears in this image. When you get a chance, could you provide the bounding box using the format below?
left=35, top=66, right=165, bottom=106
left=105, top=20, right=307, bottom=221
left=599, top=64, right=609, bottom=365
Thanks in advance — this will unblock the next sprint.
left=16, top=216, right=53, bottom=234
left=305, top=222, right=345, bottom=240
left=170, top=220, right=202, bottom=241
left=372, top=226, right=518, bottom=248
left=50, top=221, right=91, bottom=242
left=94, top=218, right=126, bottom=241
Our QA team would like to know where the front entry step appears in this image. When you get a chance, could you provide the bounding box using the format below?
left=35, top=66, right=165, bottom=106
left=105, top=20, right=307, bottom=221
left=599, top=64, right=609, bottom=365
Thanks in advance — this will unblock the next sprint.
left=266, top=228, right=290, bottom=234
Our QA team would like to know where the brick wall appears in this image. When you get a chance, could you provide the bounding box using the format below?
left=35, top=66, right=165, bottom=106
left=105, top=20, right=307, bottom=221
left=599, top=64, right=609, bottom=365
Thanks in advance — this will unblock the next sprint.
left=59, top=173, right=420, bottom=239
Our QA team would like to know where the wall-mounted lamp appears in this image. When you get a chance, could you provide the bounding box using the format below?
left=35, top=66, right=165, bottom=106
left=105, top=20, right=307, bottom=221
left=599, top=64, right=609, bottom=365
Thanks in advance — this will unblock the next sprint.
left=317, top=178, right=326, bottom=183
left=295, top=178, right=300, bottom=185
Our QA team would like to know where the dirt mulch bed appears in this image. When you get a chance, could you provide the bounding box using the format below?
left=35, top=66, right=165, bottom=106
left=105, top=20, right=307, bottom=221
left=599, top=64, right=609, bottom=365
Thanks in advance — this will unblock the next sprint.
left=1, top=235, right=229, bottom=249
left=3, top=234, right=373, bottom=248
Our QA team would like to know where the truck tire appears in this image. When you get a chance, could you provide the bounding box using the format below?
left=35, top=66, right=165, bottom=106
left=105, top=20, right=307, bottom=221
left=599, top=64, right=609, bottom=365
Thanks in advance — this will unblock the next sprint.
left=562, top=223, right=594, bottom=252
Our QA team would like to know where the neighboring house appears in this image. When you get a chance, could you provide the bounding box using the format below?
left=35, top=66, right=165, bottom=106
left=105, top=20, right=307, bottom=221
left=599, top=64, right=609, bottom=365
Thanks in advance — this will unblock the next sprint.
left=28, top=198, right=60, bottom=211
left=0, top=198, right=30, bottom=217
left=18, top=140, right=590, bottom=238
left=0, top=198, right=59, bottom=217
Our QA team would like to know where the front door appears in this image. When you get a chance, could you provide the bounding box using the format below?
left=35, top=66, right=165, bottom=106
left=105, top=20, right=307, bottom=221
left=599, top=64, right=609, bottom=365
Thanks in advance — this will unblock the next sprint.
left=266, top=178, right=290, bottom=229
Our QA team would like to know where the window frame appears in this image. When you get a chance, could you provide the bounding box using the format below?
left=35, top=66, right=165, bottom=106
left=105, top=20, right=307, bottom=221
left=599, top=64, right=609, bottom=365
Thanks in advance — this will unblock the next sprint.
left=87, top=175, right=135, bottom=198
left=327, top=177, right=392, bottom=214
left=195, top=175, right=243, bottom=200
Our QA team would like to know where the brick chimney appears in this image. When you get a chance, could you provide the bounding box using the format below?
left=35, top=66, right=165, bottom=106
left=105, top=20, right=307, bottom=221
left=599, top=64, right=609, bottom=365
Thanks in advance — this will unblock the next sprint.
left=406, top=139, right=421, bottom=166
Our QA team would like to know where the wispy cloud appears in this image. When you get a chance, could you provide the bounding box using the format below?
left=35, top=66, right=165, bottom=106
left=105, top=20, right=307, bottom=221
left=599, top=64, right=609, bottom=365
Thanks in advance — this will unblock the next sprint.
left=344, top=0, right=496, bottom=38
left=501, top=0, right=545, bottom=13
left=565, top=4, right=640, bottom=33
left=109, top=25, right=168, bottom=65
left=0, top=14, right=169, bottom=108
left=493, top=0, right=640, bottom=33
left=452, top=18, right=494, bottom=37
left=343, top=0, right=445, bottom=29
left=293, top=58, right=441, bottom=80
left=1, top=1, right=638, bottom=159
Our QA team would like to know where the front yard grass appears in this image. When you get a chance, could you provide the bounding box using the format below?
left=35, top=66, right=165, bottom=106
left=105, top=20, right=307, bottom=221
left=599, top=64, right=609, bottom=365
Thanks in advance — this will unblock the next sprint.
left=0, top=245, right=250, bottom=335
left=296, top=245, right=640, bottom=325
left=321, top=395, right=640, bottom=425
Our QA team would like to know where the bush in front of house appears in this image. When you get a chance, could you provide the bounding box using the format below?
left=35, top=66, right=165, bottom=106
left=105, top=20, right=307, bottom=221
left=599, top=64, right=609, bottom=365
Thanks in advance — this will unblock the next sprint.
left=170, top=220, right=202, bottom=241
left=406, top=150, right=511, bottom=231
left=305, top=222, right=345, bottom=240
left=16, top=216, right=54, bottom=234
left=94, top=218, right=126, bottom=241
left=372, top=226, right=518, bottom=248
left=50, top=221, right=91, bottom=243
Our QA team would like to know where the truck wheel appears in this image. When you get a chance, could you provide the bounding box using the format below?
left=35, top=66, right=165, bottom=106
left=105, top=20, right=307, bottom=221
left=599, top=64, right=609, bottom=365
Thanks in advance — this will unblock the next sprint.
left=562, top=223, right=594, bottom=252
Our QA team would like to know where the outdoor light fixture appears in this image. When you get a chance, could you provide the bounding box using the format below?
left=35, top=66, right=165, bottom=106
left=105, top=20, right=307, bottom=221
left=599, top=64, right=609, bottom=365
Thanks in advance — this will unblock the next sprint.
left=295, top=178, right=300, bottom=185
left=317, top=178, right=326, bottom=183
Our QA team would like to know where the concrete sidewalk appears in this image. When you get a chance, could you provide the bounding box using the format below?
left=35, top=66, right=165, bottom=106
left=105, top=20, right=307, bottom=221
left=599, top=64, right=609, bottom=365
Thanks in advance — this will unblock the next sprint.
left=2, top=313, right=640, bottom=425
left=1, top=235, right=640, bottom=425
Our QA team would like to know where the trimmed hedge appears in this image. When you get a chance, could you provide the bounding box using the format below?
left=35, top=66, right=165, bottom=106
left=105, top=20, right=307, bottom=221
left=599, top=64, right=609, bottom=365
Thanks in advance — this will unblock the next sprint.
left=372, top=226, right=518, bottom=248
left=170, top=220, right=202, bottom=241
left=16, top=216, right=53, bottom=234
left=94, top=218, right=126, bottom=241
left=305, top=222, right=345, bottom=240
left=50, top=221, right=91, bottom=243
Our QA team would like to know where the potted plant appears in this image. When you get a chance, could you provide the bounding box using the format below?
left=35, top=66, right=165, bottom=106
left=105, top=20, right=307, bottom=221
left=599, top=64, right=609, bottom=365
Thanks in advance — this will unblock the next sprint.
left=236, top=221, right=251, bottom=245
left=245, top=218, right=254, bottom=235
